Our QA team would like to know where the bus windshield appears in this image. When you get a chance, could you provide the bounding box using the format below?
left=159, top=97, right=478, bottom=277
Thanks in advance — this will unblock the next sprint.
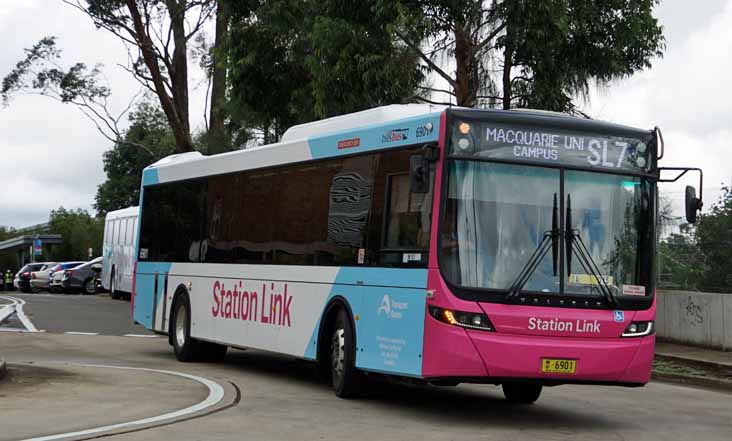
left=439, top=159, right=654, bottom=298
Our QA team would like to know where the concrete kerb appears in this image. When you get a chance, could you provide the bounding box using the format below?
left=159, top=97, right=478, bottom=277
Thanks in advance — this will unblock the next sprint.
left=652, top=371, right=732, bottom=393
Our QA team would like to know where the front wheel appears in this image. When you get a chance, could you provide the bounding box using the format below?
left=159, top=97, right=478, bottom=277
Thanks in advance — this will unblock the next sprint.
left=330, top=309, right=363, bottom=398
left=502, top=382, right=543, bottom=404
left=83, top=278, right=96, bottom=295
left=171, top=293, right=228, bottom=362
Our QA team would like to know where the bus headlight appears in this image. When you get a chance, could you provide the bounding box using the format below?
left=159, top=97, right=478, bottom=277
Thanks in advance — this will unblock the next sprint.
left=621, top=321, right=654, bottom=337
left=428, top=305, right=494, bottom=331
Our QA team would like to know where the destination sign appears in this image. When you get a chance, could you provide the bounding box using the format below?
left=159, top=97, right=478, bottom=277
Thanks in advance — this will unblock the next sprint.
left=450, top=123, right=653, bottom=173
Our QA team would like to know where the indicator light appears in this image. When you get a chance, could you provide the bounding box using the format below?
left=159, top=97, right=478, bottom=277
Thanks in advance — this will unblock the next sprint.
left=458, top=122, right=471, bottom=134
left=621, top=321, right=654, bottom=337
left=429, top=305, right=494, bottom=331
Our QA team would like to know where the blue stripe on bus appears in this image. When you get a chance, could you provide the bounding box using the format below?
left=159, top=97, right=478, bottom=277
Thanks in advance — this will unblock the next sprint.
left=133, top=262, right=172, bottom=329
left=307, top=114, right=442, bottom=160
left=304, top=267, right=427, bottom=377
left=142, top=168, right=159, bottom=186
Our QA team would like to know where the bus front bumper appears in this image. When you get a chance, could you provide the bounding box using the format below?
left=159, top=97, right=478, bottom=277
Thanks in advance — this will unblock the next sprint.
left=422, top=321, right=654, bottom=385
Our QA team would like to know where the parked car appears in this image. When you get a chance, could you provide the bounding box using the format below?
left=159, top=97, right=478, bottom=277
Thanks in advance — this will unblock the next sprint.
left=45, top=262, right=85, bottom=293
left=29, top=262, right=82, bottom=292
left=60, top=257, right=102, bottom=295
left=15, top=263, right=54, bottom=293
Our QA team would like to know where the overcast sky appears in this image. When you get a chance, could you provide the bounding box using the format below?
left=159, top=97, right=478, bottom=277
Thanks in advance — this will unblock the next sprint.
left=1, top=0, right=730, bottom=229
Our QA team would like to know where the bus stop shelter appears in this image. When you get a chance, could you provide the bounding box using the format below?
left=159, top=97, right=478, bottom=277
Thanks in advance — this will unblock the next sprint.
left=0, top=234, right=63, bottom=268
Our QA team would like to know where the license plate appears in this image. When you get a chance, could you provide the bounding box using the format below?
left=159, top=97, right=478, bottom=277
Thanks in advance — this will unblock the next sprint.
left=541, top=358, right=576, bottom=374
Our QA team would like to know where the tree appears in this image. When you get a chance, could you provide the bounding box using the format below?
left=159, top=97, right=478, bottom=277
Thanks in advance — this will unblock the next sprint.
left=395, top=0, right=664, bottom=111
left=225, top=0, right=426, bottom=144
left=206, top=0, right=230, bottom=154
left=95, top=101, right=176, bottom=215
left=695, top=185, right=732, bottom=292
left=1, top=37, right=149, bottom=154
left=58, top=0, right=217, bottom=153
left=47, top=208, right=104, bottom=261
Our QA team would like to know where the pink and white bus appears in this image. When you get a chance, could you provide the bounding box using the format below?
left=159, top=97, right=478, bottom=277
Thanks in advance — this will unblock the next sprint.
left=132, top=105, right=702, bottom=402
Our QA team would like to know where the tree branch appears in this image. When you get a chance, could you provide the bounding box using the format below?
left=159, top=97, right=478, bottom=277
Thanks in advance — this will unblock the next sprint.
left=394, top=29, right=456, bottom=88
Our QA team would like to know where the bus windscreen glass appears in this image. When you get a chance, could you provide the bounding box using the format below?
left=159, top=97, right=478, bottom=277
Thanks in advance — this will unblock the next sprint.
left=449, top=122, right=654, bottom=173
left=439, top=159, right=655, bottom=298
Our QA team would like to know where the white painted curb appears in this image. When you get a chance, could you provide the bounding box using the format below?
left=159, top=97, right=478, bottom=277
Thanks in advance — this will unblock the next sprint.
left=20, top=364, right=227, bottom=441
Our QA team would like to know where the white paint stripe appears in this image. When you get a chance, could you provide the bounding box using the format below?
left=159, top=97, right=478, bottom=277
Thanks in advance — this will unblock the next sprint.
left=64, top=332, right=100, bottom=336
left=0, top=327, right=30, bottom=332
left=21, top=364, right=226, bottom=441
left=1, top=296, right=39, bottom=332
left=123, top=334, right=159, bottom=338
left=0, top=304, right=15, bottom=324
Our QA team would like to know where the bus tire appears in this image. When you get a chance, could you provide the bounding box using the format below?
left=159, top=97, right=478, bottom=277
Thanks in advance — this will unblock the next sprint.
left=331, top=309, right=362, bottom=398
left=171, top=293, right=203, bottom=362
left=502, top=382, right=542, bottom=404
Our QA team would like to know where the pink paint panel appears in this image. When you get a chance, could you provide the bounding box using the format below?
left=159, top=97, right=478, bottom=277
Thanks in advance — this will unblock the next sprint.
left=422, top=312, right=488, bottom=378
left=467, top=331, right=648, bottom=382
left=427, top=111, right=447, bottom=270
left=617, top=335, right=655, bottom=383
left=479, top=302, right=639, bottom=339
left=632, top=292, right=656, bottom=322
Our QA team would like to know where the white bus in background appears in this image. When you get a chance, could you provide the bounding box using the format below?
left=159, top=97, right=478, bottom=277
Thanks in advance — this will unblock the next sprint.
left=102, top=206, right=139, bottom=300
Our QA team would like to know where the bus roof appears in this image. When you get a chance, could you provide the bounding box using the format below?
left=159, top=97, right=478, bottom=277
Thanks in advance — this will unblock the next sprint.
left=142, top=104, right=446, bottom=186
left=141, top=105, right=654, bottom=187
left=105, top=206, right=139, bottom=220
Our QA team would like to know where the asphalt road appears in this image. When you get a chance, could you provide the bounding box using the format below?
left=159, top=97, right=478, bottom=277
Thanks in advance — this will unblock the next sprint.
left=0, top=291, right=151, bottom=336
left=1, top=293, right=731, bottom=440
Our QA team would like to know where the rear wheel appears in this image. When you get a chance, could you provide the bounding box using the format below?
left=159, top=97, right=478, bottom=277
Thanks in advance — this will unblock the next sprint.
left=330, top=309, right=362, bottom=398
left=502, top=382, right=542, bottom=404
left=83, top=278, right=96, bottom=295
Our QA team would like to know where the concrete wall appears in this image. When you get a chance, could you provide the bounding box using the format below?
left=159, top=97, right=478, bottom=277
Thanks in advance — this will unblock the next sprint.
left=656, top=290, right=732, bottom=351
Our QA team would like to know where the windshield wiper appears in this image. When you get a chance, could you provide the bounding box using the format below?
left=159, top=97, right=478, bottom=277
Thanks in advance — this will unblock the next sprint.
left=565, top=194, right=616, bottom=306
left=508, top=193, right=559, bottom=297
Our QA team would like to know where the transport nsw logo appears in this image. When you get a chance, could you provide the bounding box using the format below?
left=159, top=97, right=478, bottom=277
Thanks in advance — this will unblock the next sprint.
left=377, top=295, right=407, bottom=319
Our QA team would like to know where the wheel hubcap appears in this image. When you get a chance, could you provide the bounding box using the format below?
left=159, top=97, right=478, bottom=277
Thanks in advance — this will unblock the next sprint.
left=175, top=305, right=187, bottom=348
left=86, top=281, right=95, bottom=293
left=331, top=327, right=345, bottom=379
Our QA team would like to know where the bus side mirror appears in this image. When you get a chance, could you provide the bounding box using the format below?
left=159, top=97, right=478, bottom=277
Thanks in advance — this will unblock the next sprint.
left=410, top=155, right=430, bottom=193
left=685, top=186, right=702, bottom=224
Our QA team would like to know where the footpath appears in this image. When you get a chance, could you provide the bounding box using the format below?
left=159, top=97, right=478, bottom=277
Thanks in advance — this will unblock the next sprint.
left=654, top=341, right=732, bottom=391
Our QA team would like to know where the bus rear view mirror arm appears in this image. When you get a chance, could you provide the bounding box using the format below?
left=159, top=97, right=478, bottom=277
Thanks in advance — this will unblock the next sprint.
left=658, top=167, right=703, bottom=223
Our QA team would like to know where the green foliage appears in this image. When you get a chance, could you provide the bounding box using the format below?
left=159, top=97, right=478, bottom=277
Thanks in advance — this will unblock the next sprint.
left=658, top=186, right=732, bottom=293
left=399, top=0, right=665, bottom=111
left=695, top=185, right=732, bottom=292
left=1, top=36, right=110, bottom=105
left=658, top=232, right=704, bottom=290
left=47, top=208, right=104, bottom=261
left=503, top=0, right=665, bottom=112
left=95, top=101, right=176, bottom=215
left=225, top=0, right=425, bottom=143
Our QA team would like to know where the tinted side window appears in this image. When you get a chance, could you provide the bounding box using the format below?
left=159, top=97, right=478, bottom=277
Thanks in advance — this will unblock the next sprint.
left=139, top=180, right=207, bottom=262
left=203, top=156, right=375, bottom=266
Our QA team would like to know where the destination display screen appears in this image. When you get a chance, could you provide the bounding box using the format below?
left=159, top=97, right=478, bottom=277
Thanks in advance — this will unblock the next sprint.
left=449, top=122, right=654, bottom=173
